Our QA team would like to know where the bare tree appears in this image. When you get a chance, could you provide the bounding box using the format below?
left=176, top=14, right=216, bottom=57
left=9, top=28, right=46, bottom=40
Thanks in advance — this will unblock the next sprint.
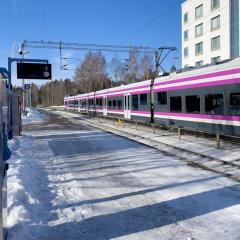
left=74, top=51, right=109, bottom=92
left=139, top=53, right=154, bottom=80
left=110, top=55, right=129, bottom=84
left=128, top=48, right=141, bottom=82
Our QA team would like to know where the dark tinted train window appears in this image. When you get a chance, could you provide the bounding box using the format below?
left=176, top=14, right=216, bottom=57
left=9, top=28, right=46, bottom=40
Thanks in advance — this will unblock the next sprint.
left=140, top=94, right=147, bottom=105
left=117, top=100, right=122, bottom=109
left=230, top=93, right=240, bottom=105
left=99, top=98, right=102, bottom=107
left=132, top=95, right=139, bottom=110
left=186, top=95, right=200, bottom=113
left=73, top=101, right=78, bottom=106
left=170, top=96, right=182, bottom=112
left=113, top=100, right=117, bottom=108
left=89, top=99, right=94, bottom=106
left=108, top=100, right=112, bottom=107
left=158, top=92, right=167, bottom=105
left=205, top=94, right=223, bottom=114
left=230, top=93, right=240, bottom=115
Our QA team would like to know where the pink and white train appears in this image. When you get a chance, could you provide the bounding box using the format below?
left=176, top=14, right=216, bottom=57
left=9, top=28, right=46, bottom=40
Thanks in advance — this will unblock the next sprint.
left=65, top=58, right=240, bottom=136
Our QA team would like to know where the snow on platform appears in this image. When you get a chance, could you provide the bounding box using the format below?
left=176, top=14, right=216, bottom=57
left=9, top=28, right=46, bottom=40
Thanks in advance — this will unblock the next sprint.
left=6, top=109, right=240, bottom=240
left=22, top=108, right=47, bottom=125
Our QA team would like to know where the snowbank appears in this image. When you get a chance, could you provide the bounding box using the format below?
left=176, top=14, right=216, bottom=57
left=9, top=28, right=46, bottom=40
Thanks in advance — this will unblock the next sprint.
left=7, top=137, right=49, bottom=240
left=22, top=108, right=46, bottom=125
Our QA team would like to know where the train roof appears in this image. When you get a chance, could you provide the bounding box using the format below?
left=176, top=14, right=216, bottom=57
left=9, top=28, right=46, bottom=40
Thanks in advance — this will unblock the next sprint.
left=64, top=57, right=240, bottom=100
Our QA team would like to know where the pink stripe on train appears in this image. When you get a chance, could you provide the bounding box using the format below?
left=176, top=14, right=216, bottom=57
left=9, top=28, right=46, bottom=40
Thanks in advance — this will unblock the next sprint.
left=154, top=112, right=240, bottom=122
left=154, top=78, right=240, bottom=92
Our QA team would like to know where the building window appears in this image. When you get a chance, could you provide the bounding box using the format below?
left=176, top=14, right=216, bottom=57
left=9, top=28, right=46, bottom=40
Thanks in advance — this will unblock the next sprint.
left=211, top=0, right=220, bottom=11
left=211, top=15, right=220, bottom=31
left=170, top=96, right=182, bottom=112
left=205, top=94, right=224, bottom=115
left=186, top=95, right=200, bottom=113
left=132, top=95, right=139, bottom=110
left=184, top=47, right=189, bottom=58
left=211, top=56, right=221, bottom=64
left=140, top=94, right=147, bottom=105
left=158, top=92, right=167, bottom=105
left=195, top=42, right=203, bottom=55
left=195, top=61, right=203, bottom=67
left=184, top=13, right=188, bottom=24
left=184, top=30, right=189, bottom=41
left=195, top=4, right=203, bottom=19
left=230, top=93, right=240, bottom=115
left=195, top=23, right=203, bottom=37
left=211, top=36, right=220, bottom=51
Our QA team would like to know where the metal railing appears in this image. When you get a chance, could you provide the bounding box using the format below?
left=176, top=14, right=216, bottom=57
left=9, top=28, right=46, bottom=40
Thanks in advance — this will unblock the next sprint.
left=83, top=113, right=240, bottom=149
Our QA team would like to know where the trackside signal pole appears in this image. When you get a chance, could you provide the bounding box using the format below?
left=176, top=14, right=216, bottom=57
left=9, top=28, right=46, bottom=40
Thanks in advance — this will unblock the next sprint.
left=150, top=47, right=177, bottom=123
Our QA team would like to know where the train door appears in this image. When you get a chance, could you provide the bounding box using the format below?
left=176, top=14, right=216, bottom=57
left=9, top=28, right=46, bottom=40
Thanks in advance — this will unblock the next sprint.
left=78, top=100, right=80, bottom=112
left=124, top=93, right=131, bottom=119
left=86, top=98, right=89, bottom=114
left=103, top=96, right=107, bottom=116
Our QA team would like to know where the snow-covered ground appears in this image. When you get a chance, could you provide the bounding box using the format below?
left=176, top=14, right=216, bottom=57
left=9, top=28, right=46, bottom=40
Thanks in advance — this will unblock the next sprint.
left=22, top=108, right=47, bottom=125
left=6, top=109, right=240, bottom=240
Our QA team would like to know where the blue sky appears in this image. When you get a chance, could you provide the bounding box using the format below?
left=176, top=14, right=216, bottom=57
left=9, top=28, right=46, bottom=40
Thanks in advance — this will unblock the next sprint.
left=0, top=0, right=182, bottom=86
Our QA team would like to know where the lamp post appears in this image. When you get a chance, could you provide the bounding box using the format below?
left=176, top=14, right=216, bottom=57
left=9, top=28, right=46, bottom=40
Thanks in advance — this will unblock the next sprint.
left=17, top=44, right=29, bottom=114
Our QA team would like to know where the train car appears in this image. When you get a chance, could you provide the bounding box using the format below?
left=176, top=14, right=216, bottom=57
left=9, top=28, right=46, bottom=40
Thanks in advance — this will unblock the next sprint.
left=64, top=57, right=240, bottom=136
left=153, top=58, right=240, bottom=136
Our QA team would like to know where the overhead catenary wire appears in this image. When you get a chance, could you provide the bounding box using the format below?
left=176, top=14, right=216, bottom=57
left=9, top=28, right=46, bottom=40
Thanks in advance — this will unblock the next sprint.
left=41, top=0, right=48, bottom=40
left=120, top=0, right=182, bottom=45
left=23, top=40, right=159, bottom=53
left=17, top=0, right=25, bottom=39
left=22, top=40, right=177, bottom=72
left=52, top=0, right=65, bottom=39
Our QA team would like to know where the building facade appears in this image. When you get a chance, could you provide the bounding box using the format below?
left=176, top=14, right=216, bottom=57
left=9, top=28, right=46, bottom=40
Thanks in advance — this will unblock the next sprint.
left=182, top=0, right=240, bottom=68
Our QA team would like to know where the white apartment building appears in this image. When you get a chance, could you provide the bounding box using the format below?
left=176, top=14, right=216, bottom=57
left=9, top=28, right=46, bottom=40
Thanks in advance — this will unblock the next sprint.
left=182, top=0, right=240, bottom=68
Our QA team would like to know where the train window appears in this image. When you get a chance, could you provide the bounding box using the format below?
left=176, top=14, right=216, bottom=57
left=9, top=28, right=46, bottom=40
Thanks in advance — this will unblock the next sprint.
left=230, top=93, right=240, bottom=105
left=186, top=95, right=200, bottom=113
left=170, top=96, right=182, bottom=112
left=132, top=95, right=139, bottom=110
left=117, top=100, right=122, bottom=109
left=230, top=93, right=240, bottom=115
left=205, top=94, right=223, bottom=114
left=140, top=94, right=147, bottom=105
left=99, top=98, right=102, bottom=107
left=158, top=92, right=167, bottom=105
left=108, top=100, right=112, bottom=107
left=113, top=100, right=117, bottom=108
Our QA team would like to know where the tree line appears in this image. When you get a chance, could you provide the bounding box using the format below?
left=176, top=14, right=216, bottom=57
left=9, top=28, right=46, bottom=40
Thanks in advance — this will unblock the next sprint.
left=13, top=49, right=156, bottom=107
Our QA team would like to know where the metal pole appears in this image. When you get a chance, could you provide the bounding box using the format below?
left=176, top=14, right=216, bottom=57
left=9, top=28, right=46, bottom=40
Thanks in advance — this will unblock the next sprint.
left=0, top=106, right=4, bottom=240
left=216, top=134, right=220, bottom=149
left=153, top=123, right=155, bottom=134
left=0, top=78, right=5, bottom=240
left=29, top=85, right=32, bottom=109
left=22, top=80, right=25, bottom=113
left=178, top=128, right=181, bottom=141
